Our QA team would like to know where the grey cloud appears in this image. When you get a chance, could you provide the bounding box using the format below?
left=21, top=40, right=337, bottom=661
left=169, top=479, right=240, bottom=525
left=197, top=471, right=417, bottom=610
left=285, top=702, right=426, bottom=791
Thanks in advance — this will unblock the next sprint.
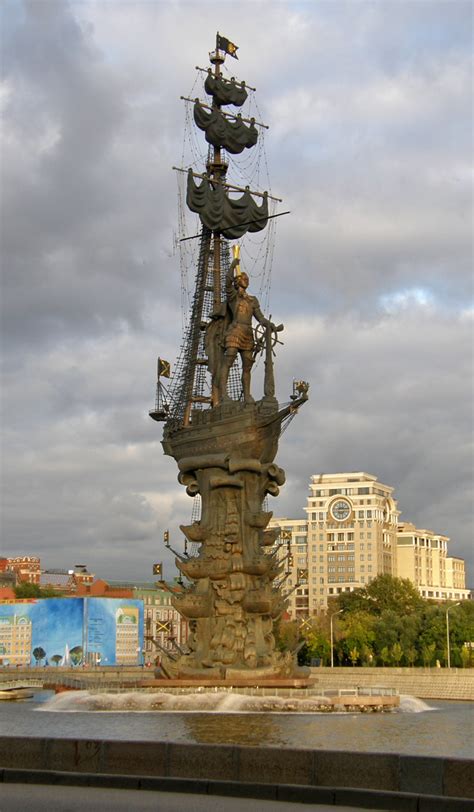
left=1, top=1, right=472, bottom=583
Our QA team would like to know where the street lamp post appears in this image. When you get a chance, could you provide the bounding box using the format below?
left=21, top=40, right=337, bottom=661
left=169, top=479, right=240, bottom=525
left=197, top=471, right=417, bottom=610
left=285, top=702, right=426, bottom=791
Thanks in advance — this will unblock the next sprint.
left=446, top=602, right=461, bottom=668
left=330, top=609, right=343, bottom=668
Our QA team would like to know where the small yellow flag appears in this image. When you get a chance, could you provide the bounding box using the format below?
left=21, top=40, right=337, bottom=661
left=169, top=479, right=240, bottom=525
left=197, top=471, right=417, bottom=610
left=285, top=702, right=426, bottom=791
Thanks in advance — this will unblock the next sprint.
left=158, top=358, right=171, bottom=378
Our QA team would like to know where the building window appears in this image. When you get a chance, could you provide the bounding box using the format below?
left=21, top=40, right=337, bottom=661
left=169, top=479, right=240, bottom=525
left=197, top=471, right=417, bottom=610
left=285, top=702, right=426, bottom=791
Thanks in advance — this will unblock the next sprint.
left=327, top=533, right=335, bottom=542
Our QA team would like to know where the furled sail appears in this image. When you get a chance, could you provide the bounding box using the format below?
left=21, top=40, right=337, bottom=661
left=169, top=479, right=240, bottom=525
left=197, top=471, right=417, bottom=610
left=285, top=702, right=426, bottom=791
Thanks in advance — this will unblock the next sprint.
left=204, top=71, right=248, bottom=107
left=193, top=101, right=258, bottom=154
left=186, top=169, right=268, bottom=239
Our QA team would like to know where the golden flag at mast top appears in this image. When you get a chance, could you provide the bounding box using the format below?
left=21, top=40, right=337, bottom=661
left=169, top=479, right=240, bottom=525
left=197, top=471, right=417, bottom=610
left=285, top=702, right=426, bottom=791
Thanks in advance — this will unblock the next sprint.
left=216, top=32, right=239, bottom=60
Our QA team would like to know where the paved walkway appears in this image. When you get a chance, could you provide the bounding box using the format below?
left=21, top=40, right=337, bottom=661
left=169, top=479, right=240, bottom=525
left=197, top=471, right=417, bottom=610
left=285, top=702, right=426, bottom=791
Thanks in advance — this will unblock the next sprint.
left=0, top=784, right=390, bottom=811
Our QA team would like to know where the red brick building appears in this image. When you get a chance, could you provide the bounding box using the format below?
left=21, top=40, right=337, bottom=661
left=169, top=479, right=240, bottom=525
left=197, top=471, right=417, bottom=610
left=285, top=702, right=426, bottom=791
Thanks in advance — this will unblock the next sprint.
left=7, top=556, right=41, bottom=584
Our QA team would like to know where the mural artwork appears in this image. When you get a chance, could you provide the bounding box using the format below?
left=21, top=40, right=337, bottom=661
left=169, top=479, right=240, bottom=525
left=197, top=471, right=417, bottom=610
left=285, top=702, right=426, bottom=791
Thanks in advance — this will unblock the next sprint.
left=0, top=598, right=144, bottom=666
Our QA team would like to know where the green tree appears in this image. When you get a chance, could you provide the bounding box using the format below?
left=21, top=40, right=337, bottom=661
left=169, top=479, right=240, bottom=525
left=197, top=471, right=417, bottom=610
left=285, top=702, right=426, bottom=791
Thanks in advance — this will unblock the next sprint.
left=391, top=642, right=403, bottom=666
left=69, top=646, right=83, bottom=666
left=50, top=654, right=62, bottom=667
left=275, top=619, right=301, bottom=653
left=338, top=610, right=375, bottom=665
left=14, top=583, right=62, bottom=599
left=361, top=644, right=374, bottom=666
left=418, top=605, right=447, bottom=664
left=421, top=642, right=436, bottom=667
left=460, top=645, right=473, bottom=669
left=446, top=602, right=474, bottom=667
left=337, top=575, right=424, bottom=617
left=379, top=646, right=390, bottom=666
left=304, top=626, right=331, bottom=665
left=15, top=583, right=42, bottom=599
left=405, top=646, right=417, bottom=667
left=349, top=646, right=360, bottom=666
left=372, top=610, right=402, bottom=655
left=32, top=646, right=46, bottom=665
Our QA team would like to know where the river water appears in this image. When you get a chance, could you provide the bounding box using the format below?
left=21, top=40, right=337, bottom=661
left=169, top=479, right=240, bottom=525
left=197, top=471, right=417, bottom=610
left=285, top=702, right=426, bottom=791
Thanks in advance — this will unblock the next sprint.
left=1, top=691, right=472, bottom=759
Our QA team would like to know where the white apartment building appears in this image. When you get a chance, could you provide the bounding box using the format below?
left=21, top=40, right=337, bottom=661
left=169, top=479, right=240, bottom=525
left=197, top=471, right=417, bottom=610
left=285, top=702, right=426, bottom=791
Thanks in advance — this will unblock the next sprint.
left=270, top=472, right=399, bottom=617
left=271, top=474, right=469, bottom=618
left=397, top=522, right=470, bottom=602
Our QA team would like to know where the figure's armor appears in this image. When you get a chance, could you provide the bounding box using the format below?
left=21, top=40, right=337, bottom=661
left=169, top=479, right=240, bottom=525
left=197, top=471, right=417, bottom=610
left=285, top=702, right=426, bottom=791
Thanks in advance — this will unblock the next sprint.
left=225, top=292, right=257, bottom=351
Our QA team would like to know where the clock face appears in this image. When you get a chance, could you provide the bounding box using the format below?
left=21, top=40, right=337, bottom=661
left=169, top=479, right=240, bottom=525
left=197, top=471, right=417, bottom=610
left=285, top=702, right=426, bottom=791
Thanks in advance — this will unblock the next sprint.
left=331, top=499, right=351, bottom=521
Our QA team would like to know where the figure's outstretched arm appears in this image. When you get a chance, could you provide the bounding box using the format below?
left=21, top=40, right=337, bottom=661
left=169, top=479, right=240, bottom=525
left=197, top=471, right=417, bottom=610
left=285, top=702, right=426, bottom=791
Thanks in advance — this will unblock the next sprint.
left=226, top=258, right=240, bottom=295
left=253, top=298, right=283, bottom=333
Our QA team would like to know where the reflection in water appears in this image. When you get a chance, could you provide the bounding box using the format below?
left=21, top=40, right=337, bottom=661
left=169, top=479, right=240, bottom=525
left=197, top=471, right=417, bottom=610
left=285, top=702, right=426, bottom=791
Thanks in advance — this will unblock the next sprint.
left=183, top=712, right=282, bottom=746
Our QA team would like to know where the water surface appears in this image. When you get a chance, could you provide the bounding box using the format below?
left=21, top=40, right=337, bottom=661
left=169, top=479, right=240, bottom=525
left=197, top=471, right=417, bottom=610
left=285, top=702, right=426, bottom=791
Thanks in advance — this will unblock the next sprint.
left=1, top=690, right=472, bottom=758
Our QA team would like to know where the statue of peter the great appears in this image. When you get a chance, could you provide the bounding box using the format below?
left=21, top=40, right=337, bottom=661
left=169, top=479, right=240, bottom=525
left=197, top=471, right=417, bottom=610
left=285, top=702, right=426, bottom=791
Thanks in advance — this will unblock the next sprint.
left=206, top=247, right=281, bottom=405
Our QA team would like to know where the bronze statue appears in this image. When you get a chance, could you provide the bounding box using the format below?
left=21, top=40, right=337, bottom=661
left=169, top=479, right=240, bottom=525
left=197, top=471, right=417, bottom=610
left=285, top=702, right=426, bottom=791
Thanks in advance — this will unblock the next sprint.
left=151, top=37, right=309, bottom=680
left=219, top=251, right=279, bottom=404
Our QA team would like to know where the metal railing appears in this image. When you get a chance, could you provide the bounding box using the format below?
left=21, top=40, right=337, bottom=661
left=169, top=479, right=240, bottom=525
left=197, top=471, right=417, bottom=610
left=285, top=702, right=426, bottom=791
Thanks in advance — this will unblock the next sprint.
left=319, top=686, right=398, bottom=697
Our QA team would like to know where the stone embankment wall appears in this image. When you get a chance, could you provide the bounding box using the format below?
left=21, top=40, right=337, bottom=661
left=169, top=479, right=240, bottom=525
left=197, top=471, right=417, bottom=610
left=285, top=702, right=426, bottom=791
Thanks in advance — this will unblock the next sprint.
left=0, top=736, right=472, bottom=801
left=309, top=667, right=474, bottom=701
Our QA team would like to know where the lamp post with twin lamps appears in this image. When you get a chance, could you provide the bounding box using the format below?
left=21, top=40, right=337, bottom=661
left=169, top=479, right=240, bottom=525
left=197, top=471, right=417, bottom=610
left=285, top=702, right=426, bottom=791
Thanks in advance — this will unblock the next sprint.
left=446, top=602, right=460, bottom=668
left=330, top=609, right=343, bottom=668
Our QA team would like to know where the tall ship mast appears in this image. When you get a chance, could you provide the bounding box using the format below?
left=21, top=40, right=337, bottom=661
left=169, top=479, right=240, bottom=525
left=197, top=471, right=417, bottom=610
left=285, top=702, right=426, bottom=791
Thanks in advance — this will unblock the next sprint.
left=151, top=34, right=308, bottom=679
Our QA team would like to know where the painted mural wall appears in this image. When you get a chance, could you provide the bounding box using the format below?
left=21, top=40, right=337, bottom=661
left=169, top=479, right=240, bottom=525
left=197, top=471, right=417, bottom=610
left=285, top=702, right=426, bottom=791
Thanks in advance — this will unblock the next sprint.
left=0, top=598, right=144, bottom=666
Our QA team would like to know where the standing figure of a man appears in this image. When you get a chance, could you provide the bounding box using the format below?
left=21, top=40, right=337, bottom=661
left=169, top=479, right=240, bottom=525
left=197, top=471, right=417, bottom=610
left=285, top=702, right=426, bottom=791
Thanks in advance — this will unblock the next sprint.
left=219, top=253, right=275, bottom=404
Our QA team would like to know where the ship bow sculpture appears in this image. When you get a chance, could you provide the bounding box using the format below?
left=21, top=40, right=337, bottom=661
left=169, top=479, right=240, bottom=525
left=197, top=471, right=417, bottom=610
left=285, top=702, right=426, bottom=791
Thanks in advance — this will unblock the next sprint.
left=150, top=34, right=308, bottom=679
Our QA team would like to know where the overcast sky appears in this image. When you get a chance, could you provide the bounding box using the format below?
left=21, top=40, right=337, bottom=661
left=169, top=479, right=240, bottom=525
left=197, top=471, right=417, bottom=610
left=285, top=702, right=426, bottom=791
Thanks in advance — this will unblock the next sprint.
left=1, top=0, right=472, bottom=585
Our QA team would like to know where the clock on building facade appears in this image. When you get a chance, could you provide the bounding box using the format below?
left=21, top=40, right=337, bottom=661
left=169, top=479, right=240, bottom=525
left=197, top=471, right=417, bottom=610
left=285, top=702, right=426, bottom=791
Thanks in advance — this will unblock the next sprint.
left=330, top=499, right=352, bottom=521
